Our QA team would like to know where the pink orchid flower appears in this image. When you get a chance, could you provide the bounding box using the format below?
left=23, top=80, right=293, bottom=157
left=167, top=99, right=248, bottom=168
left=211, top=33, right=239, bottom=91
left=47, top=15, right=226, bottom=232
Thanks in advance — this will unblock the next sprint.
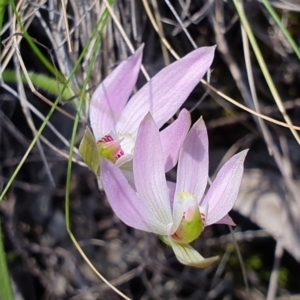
left=101, top=114, right=248, bottom=268
left=79, top=45, right=215, bottom=184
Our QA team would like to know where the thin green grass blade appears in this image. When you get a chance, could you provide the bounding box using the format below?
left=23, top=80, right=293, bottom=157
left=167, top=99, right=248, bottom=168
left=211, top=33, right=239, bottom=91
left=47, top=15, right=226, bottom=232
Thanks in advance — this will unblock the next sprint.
left=9, top=0, right=68, bottom=84
left=262, top=0, right=300, bottom=60
left=0, top=3, right=18, bottom=299
left=0, top=94, right=63, bottom=203
left=0, top=0, right=9, bottom=44
left=0, top=0, right=96, bottom=204
left=1, top=0, right=125, bottom=297
left=232, top=0, right=300, bottom=144
left=0, top=0, right=110, bottom=204
left=0, top=220, right=14, bottom=300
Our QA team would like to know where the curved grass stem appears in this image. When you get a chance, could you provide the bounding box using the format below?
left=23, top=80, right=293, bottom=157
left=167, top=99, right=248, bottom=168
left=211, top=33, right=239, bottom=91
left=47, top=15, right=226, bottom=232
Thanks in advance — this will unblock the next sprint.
left=232, top=0, right=300, bottom=144
left=262, top=0, right=300, bottom=60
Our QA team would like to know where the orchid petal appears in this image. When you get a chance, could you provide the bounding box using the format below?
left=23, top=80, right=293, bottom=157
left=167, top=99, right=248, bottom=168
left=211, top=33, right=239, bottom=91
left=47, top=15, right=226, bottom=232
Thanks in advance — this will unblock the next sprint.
left=172, top=118, right=209, bottom=231
left=133, top=113, right=172, bottom=226
left=101, top=158, right=167, bottom=235
left=176, top=117, right=209, bottom=197
left=169, top=238, right=219, bottom=268
left=160, top=109, right=191, bottom=172
left=79, top=127, right=100, bottom=175
left=117, top=46, right=216, bottom=137
left=203, top=150, right=248, bottom=226
left=90, top=46, right=143, bottom=140
left=215, top=214, right=235, bottom=226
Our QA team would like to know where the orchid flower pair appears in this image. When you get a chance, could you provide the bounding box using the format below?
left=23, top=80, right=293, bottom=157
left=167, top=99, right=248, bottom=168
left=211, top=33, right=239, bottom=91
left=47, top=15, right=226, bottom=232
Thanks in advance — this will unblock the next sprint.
left=79, top=45, right=215, bottom=186
left=80, top=45, right=247, bottom=267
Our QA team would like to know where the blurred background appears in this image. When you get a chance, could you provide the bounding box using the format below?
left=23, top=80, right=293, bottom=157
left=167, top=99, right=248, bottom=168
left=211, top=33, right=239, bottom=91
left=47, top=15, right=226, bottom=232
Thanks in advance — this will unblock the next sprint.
left=1, top=0, right=300, bottom=299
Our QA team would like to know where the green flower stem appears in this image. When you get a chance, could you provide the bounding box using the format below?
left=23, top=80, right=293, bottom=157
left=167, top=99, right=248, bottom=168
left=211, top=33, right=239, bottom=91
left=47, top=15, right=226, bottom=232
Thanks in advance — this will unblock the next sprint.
left=3, top=0, right=128, bottom=297
left=64, top=1, right=130, bottom=298
left=1, top=70, right=74, bottom=100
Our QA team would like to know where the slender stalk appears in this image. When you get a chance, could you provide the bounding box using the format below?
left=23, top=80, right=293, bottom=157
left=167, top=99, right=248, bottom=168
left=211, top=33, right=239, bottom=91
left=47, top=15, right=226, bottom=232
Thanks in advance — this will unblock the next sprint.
left=64, top=1, right=129, bottom=298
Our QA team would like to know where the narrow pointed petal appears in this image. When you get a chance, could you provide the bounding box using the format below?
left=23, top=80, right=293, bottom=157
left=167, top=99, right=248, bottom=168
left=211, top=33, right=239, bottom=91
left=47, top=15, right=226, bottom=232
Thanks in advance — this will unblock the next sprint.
left=169, top=238, right=219, bottom=268
left=79, top=127, right=100, bottom=175
left=117, top=46, right=216, bottom=136
left=134, top=113, right=173, bottom=226
left=90, top=46, right=143, bottom=140
left=215, top=214, right=235, bottom=226
left=160, top=109, right=191, bottom=172
left=176, top=117, right=209, bottom=197
left=101, top=159, right=167, bottom=235
left=172, top=118, right=209, bottom=231
left=203, top=150, right=248, bottom=226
